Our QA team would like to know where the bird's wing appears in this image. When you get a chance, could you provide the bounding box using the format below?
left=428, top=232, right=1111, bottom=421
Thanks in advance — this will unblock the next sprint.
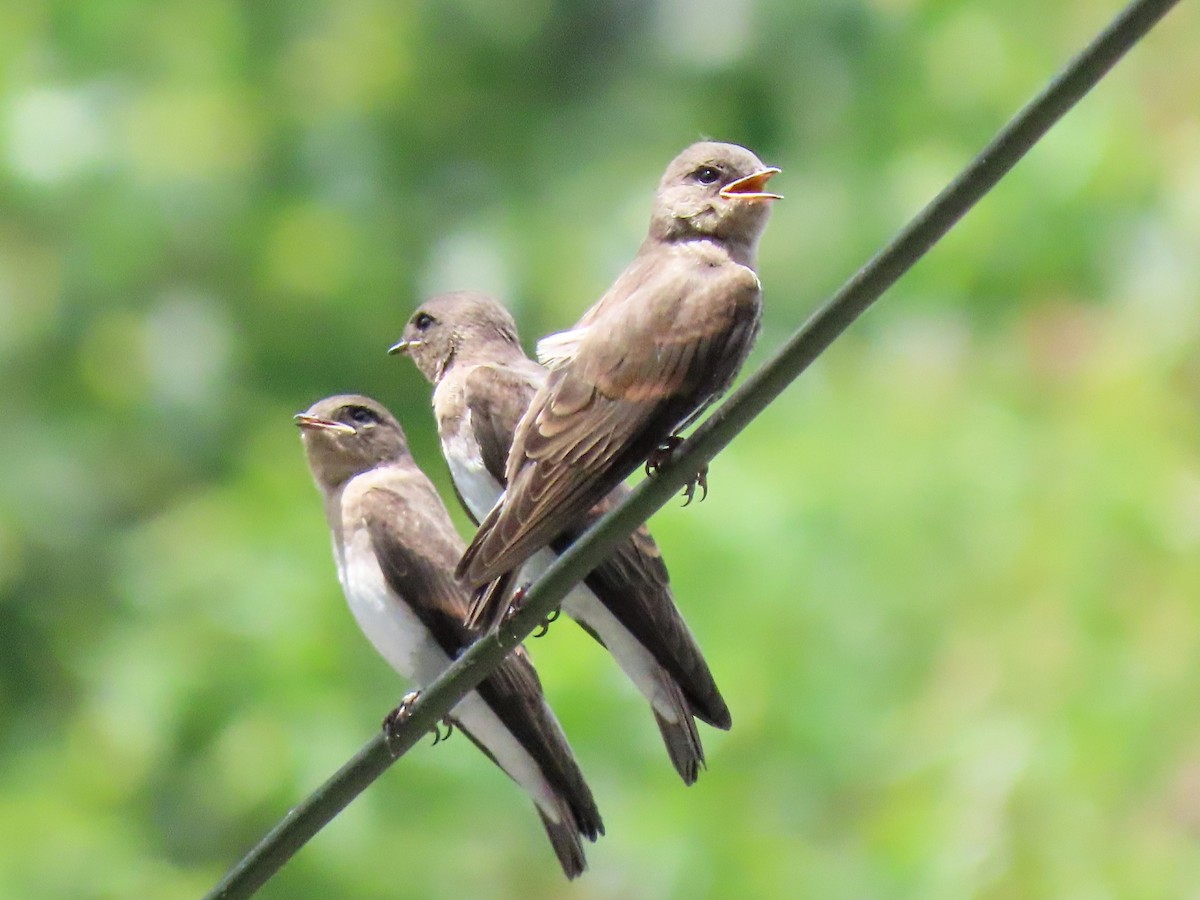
left=459, top=256, right=761, bottom=586
left=365, top=482, right=602, bottom=840
left=364, top=482, right=476, bottom=655
left=463, top=361, right=543, bottom=486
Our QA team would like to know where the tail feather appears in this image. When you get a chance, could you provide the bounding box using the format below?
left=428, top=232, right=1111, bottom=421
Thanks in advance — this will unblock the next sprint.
left=536, top=805, right=588, bottom=880
left=455, top=712, right=601, bottom=878
left=465, top=573, right=512, bottom=632
left=567, top=596, right=713, bottom=785
left=460, top=651, right=604, bottom=874
left=654, top=676, right=705, bottom=786
left=653, top=708, right=705, bottom=786
left=682, top=665, right=732, bottom=731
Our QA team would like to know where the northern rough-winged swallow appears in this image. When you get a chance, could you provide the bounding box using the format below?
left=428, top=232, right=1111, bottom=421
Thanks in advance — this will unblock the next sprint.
left=390, top=291, right=732, bottom=784
left=296, top=394, right=603, bottom=878
left=455, top=141, right=780, bottom=629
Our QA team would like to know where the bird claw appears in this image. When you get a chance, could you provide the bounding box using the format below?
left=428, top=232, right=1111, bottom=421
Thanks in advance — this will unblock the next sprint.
left=381, top=693, right=452, bottom=753
left=680, top=466, right=709, bottom=506
left=532, top=608, right=560, bottom=638
left=431, top=718, right=455, bottom=745
left=645, top=435, right=709, bottom=505
left=502, top=584, right=559, bottom=637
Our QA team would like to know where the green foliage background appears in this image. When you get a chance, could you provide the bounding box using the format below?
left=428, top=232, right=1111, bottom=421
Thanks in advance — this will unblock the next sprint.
left=2, top=1, right=1199, bottom=897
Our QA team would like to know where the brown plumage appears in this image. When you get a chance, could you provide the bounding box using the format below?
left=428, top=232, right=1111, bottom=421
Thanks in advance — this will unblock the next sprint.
left=456, top=141, right=780, bottom=627
left=392, top=291, right=732, bottom=784
left=296, top=394, right=602, bottom=878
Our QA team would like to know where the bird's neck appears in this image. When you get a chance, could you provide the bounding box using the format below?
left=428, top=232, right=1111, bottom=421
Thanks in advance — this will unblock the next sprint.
left=320, top=480, right=350, bottom=552
left=645, top=232, right=758, bottom=269
left=452, top=340, right=528, bottom=372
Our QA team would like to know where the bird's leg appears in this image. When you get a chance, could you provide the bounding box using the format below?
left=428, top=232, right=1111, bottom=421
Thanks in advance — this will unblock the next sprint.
left=503, top=582, right=559, bottom=636
left=382, top=691, right=419, bottom=755
left=382, top=691, right=450, bottom=755
left=506, top=580, right=531, bottom=619
left=645, top=435, right=709, bottom=505
left=644, top=435, right=684, bottom=477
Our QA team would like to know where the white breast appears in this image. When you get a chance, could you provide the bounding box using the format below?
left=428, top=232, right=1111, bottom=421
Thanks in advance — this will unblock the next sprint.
left=333, top=472, right=451, bottom=685
left=334, top=475, right=561, bottom=819
left=442, top=412, right=505, bottom=523
left=335, top=525, right=453, bottom=685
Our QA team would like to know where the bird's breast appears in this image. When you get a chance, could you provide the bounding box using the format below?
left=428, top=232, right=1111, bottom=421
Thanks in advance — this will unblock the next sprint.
left=442, top=415, right=505, bottom=522
left=336, top=525, right=450, bottom=685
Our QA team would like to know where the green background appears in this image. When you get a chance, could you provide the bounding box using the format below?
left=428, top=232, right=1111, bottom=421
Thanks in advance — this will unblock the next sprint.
left=2, top=0, right=1199, bottom=897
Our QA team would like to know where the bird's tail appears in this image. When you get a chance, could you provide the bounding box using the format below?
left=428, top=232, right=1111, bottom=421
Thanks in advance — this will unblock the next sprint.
left=464, top=571, right=513, bottom=632
left=653, top=698, right=706, bottom=786
left=536, top=803, right=589, bottom=880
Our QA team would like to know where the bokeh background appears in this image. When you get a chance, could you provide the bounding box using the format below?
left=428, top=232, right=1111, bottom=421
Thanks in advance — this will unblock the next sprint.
left=2, top=0, right=1199, bottom=897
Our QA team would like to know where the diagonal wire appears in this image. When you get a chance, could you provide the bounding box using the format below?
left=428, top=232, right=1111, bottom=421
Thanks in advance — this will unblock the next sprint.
left=204, top=0, right=1182, bottom=895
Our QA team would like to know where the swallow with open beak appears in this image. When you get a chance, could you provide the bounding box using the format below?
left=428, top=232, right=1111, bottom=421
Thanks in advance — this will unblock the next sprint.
left=455, top=141, right=781, bottom=631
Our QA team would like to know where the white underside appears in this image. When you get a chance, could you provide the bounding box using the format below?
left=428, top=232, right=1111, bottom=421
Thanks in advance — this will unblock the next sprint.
left=439, top=429, right=682, bottom=724
left=443, top=416, right=505, bottom=525
left=335, top=471, right=561, bottom=821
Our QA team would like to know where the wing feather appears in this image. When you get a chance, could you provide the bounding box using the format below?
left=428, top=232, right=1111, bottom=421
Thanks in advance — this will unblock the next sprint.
left=462, top=362, right=542, bottom=485
left=364, top=482, right=601, bottom=840
left=459, top=257, right=761, bottom=587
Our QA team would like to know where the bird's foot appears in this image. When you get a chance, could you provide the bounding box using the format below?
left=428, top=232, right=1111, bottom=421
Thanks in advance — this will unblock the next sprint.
left=681, top=467, right=708, bottom=506
left=383, top=692, right=452, bottom=754
left=644, top=435, right=685, bottom=477
left=431, top=718, right=455, bottom=745
left=645, top=435, right=709, bottom=505
left=502, top=583, right=560, bottom=637
left=532, top=608, right=560, bottom=638
left=502, top=580, right=531, bottom=625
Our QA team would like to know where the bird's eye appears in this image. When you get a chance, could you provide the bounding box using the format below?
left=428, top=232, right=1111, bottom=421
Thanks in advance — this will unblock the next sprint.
left=694, top=166, right=721, bottom=185
left=412, top=312, right=435, bottom=331
left=347, top=406, right=379, bottom=425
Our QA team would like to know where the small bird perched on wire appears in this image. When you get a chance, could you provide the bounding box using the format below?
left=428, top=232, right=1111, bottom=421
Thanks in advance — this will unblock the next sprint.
left=296, top=394, right=603, bottom=879
left=455, top=141, right=781, bottom=631
left=391, top=291, right=732, bottom=785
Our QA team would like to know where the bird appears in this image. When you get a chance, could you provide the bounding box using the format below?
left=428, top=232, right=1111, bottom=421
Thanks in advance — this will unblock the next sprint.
left=295, top=394, right=603, bottom=879
left=390, top=290, right=732, bottom=785
left=455, top=140, right=780, bottom=629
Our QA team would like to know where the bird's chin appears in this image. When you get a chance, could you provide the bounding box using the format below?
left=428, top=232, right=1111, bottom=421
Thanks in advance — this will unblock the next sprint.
left=721, top=197, right=773, bottom=232
left=685, top=206, right=723, bottom=235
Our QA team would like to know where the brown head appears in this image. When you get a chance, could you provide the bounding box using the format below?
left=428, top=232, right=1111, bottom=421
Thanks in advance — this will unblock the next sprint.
left=295, top=394, right=409, bottom=492
left=648, top=141, right=781, bottom=256
left=388, top=291, right=524, bottom=385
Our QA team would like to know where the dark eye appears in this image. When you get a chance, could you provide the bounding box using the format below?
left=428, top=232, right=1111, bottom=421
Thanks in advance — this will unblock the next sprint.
left=412, top=312, right=435, bottom=331
left=347, top=406, right=379, bottom=425
left=694, top=166, right=721, bottom=185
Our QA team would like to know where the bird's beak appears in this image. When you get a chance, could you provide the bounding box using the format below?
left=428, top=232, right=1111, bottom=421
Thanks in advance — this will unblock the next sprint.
left=720, top=167, right=782, bottom=201
left=388, top=339, right=420, bottom=356
left=294, top=414, right=356, bottom=435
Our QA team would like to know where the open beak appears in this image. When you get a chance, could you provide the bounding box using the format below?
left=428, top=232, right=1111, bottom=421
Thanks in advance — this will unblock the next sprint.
left=388, top=339, right=420, bottom=355
left=720, top=167, right=782, bottom=201
left=294, top=414, right=356, bottom=435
